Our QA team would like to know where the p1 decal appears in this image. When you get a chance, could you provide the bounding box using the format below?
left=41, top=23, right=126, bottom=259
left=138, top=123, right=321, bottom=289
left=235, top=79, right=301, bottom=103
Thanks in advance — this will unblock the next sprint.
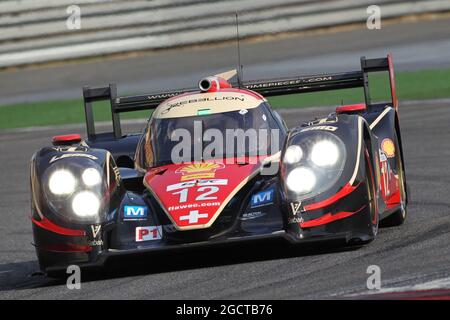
left=250, top=188, right=274, bottom=208
left=124, top=205, right=148, bottom=220
left=135, top=226, right=162, bottom=242
left=381, top=138, right=395, bottom=158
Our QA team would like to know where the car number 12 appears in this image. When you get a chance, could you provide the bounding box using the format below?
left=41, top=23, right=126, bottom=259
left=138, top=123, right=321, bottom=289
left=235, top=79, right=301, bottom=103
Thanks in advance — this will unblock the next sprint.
left=172, top=186, right=219, bottom=203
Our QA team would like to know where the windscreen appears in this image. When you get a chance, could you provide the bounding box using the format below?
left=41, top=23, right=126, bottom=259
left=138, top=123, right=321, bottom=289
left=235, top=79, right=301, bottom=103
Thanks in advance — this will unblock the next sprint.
left=146, top=104, right=281, bottom=165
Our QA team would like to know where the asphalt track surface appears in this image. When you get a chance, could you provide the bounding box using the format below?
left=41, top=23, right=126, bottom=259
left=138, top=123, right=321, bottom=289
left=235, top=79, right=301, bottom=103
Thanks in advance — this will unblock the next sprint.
left=1, top=16, right=450, bottom=299
left=1, top=100, right=450, bottom=299
left=1, top=16, right=450, bottom=105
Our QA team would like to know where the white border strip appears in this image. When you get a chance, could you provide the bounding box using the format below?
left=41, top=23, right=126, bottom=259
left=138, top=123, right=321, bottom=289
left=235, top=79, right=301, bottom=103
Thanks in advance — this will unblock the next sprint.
left=349, top=117, right=363, bottom=186
left=369, top=107, right=392, bottom=130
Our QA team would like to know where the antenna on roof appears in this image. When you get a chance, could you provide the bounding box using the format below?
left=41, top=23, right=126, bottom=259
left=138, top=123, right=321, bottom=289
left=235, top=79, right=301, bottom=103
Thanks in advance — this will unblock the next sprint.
left=235, top=12, right=243, bottom=87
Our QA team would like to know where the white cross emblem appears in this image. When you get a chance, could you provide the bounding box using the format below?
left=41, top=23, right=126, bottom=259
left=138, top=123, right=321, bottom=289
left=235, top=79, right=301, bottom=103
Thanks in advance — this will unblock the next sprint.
left=180, top=210, right=208, bottom=224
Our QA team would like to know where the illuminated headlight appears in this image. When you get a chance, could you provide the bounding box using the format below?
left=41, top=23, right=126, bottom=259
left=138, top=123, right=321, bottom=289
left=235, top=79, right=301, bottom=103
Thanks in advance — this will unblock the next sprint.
left=82, top=168, right=102, bottom=186
left=311, top=140, right=339, bottom=167
left=49, top=169, right=76, bottom=195
left=286, top=167, right=316, bottom=193
left=72, top=191, right=100, bottom=217
left=284, top=145, right=303, bottom=164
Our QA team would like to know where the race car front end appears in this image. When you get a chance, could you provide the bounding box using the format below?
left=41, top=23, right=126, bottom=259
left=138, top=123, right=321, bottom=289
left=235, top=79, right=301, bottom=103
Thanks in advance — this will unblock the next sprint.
left=280, top=115, right=380, bottom=245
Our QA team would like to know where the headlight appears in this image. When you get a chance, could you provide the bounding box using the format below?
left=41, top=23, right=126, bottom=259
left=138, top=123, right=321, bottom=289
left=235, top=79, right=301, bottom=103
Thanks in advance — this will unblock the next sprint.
left=283, top=132, right=346, bottom=199
left=284, top=145, right=303, bottom=164
left=311, top=140, right=339, bottom=167
left=48, top=169, right=76, bottom=195
left=82, top=168, right=102, bottom=186
left=72, top=191, right=100, bottom=217
left=286, top=167, right=316, bottom=193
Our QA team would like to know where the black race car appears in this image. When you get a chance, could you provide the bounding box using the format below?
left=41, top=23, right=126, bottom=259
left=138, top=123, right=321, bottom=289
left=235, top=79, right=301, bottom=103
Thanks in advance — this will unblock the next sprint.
left=30, top=55, right=407, bottom=276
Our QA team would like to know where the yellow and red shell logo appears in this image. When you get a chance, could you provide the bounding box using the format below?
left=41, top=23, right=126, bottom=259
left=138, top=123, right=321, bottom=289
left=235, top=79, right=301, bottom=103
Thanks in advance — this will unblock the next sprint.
left=381, top=138, right=396, bottom=158
left=176, top=163, right=225, bottom=181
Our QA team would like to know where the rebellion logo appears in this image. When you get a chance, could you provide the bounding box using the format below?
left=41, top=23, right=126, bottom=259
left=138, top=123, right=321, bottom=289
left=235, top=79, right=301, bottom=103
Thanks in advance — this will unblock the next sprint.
left=176, top=163, right=224, bottom=181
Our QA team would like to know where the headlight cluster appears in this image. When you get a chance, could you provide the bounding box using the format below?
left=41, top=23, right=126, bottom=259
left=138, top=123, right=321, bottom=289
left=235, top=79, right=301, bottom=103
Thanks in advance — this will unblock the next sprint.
left=283, top=132, right=346, bottom=198
left=45, top=163, right=104, bottom=220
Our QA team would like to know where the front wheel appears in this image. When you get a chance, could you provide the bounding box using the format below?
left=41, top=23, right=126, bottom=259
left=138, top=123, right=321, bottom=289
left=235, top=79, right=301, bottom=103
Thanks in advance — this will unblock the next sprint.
left=365, top=147, right=379, bottom=238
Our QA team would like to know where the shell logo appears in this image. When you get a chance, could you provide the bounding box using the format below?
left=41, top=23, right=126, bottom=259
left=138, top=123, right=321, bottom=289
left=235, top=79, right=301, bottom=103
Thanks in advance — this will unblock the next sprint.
left=381, top=138, right=396, bottom=158
left=176, top=163, right=225, bottom=181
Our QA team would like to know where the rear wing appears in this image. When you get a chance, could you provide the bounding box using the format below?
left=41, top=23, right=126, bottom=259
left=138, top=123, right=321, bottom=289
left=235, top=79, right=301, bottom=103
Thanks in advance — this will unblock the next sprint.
left=243, top=54, right=397, bottom=108
left=83, top=54, right=397, bottom=140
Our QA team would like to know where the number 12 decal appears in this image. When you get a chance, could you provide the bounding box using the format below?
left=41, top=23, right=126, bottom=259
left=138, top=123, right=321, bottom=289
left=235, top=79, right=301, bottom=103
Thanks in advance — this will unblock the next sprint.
left=172, top=186, right=219, bottom=203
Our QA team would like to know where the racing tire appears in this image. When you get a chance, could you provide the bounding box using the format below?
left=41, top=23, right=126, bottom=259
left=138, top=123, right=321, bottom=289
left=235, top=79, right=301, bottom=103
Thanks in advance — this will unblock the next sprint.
left=364, top=146, right=379, bottom=242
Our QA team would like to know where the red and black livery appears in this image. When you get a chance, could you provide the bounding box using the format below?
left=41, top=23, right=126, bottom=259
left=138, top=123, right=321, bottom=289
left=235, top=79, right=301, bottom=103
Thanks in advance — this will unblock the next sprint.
left=30, top=55, right=408, bottom=276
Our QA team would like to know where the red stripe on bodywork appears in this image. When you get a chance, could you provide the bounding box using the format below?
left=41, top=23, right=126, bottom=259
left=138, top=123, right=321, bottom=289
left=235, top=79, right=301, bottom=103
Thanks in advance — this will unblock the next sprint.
left=388, top=54, right=398, bottom=110
left=32, top=217, right=86, bottom=236
left=304, top=182, right=361, bottom=211
left=386, top=189, right=401, bottom=209
left=39, top=243, right=92, bottom=253
left=300, top=205, right=367, bottom=229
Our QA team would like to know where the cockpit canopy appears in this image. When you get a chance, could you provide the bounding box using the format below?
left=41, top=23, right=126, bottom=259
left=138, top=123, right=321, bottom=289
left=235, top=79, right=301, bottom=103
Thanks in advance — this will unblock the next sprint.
left=135, top=98, right=285, bottom=170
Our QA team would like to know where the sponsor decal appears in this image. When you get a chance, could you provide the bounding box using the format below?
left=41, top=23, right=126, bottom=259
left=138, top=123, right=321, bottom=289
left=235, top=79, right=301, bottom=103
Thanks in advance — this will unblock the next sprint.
left=161, top=96, right=245, bottom=114
left=168, top=201, right=221, bottom=212
left=179, top=210, right=208, bottom=224
left=300, top=126, right=337, bottom=133
left=136, top=226, right=162, bottom=242
left=124, top=205, right=147, bottom=220
left=89, top=239, right=103, bottom=246
left=91, top=225, right=101, bottom=238
left=245, top=77, right=333, bottom=90
left=89, top=225, right=103, bottom=246
left=240, top=211, right=266, bottom=221
left=379, top=150, right=387, bottom=162
left=290, top=202, right=303, bottom=215
left=250, top=188, right=274, bottom=208
left=49, top=153, right=97, bottom=163
left=176, top=163, right=225, bottom=181
left=166, top=179, right=228, bottom=192
left=288, top=216, right=304, bottom=224
left=381, top=138, right=395, bottom=158
left=52, top=146, right=86, bottom=152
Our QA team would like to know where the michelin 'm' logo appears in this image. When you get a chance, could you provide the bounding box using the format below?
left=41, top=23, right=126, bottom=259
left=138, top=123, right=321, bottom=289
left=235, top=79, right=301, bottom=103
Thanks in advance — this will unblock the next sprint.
left=124, top=205, right=148, bottom=220
left=250, top=188, right=274, bottom=208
